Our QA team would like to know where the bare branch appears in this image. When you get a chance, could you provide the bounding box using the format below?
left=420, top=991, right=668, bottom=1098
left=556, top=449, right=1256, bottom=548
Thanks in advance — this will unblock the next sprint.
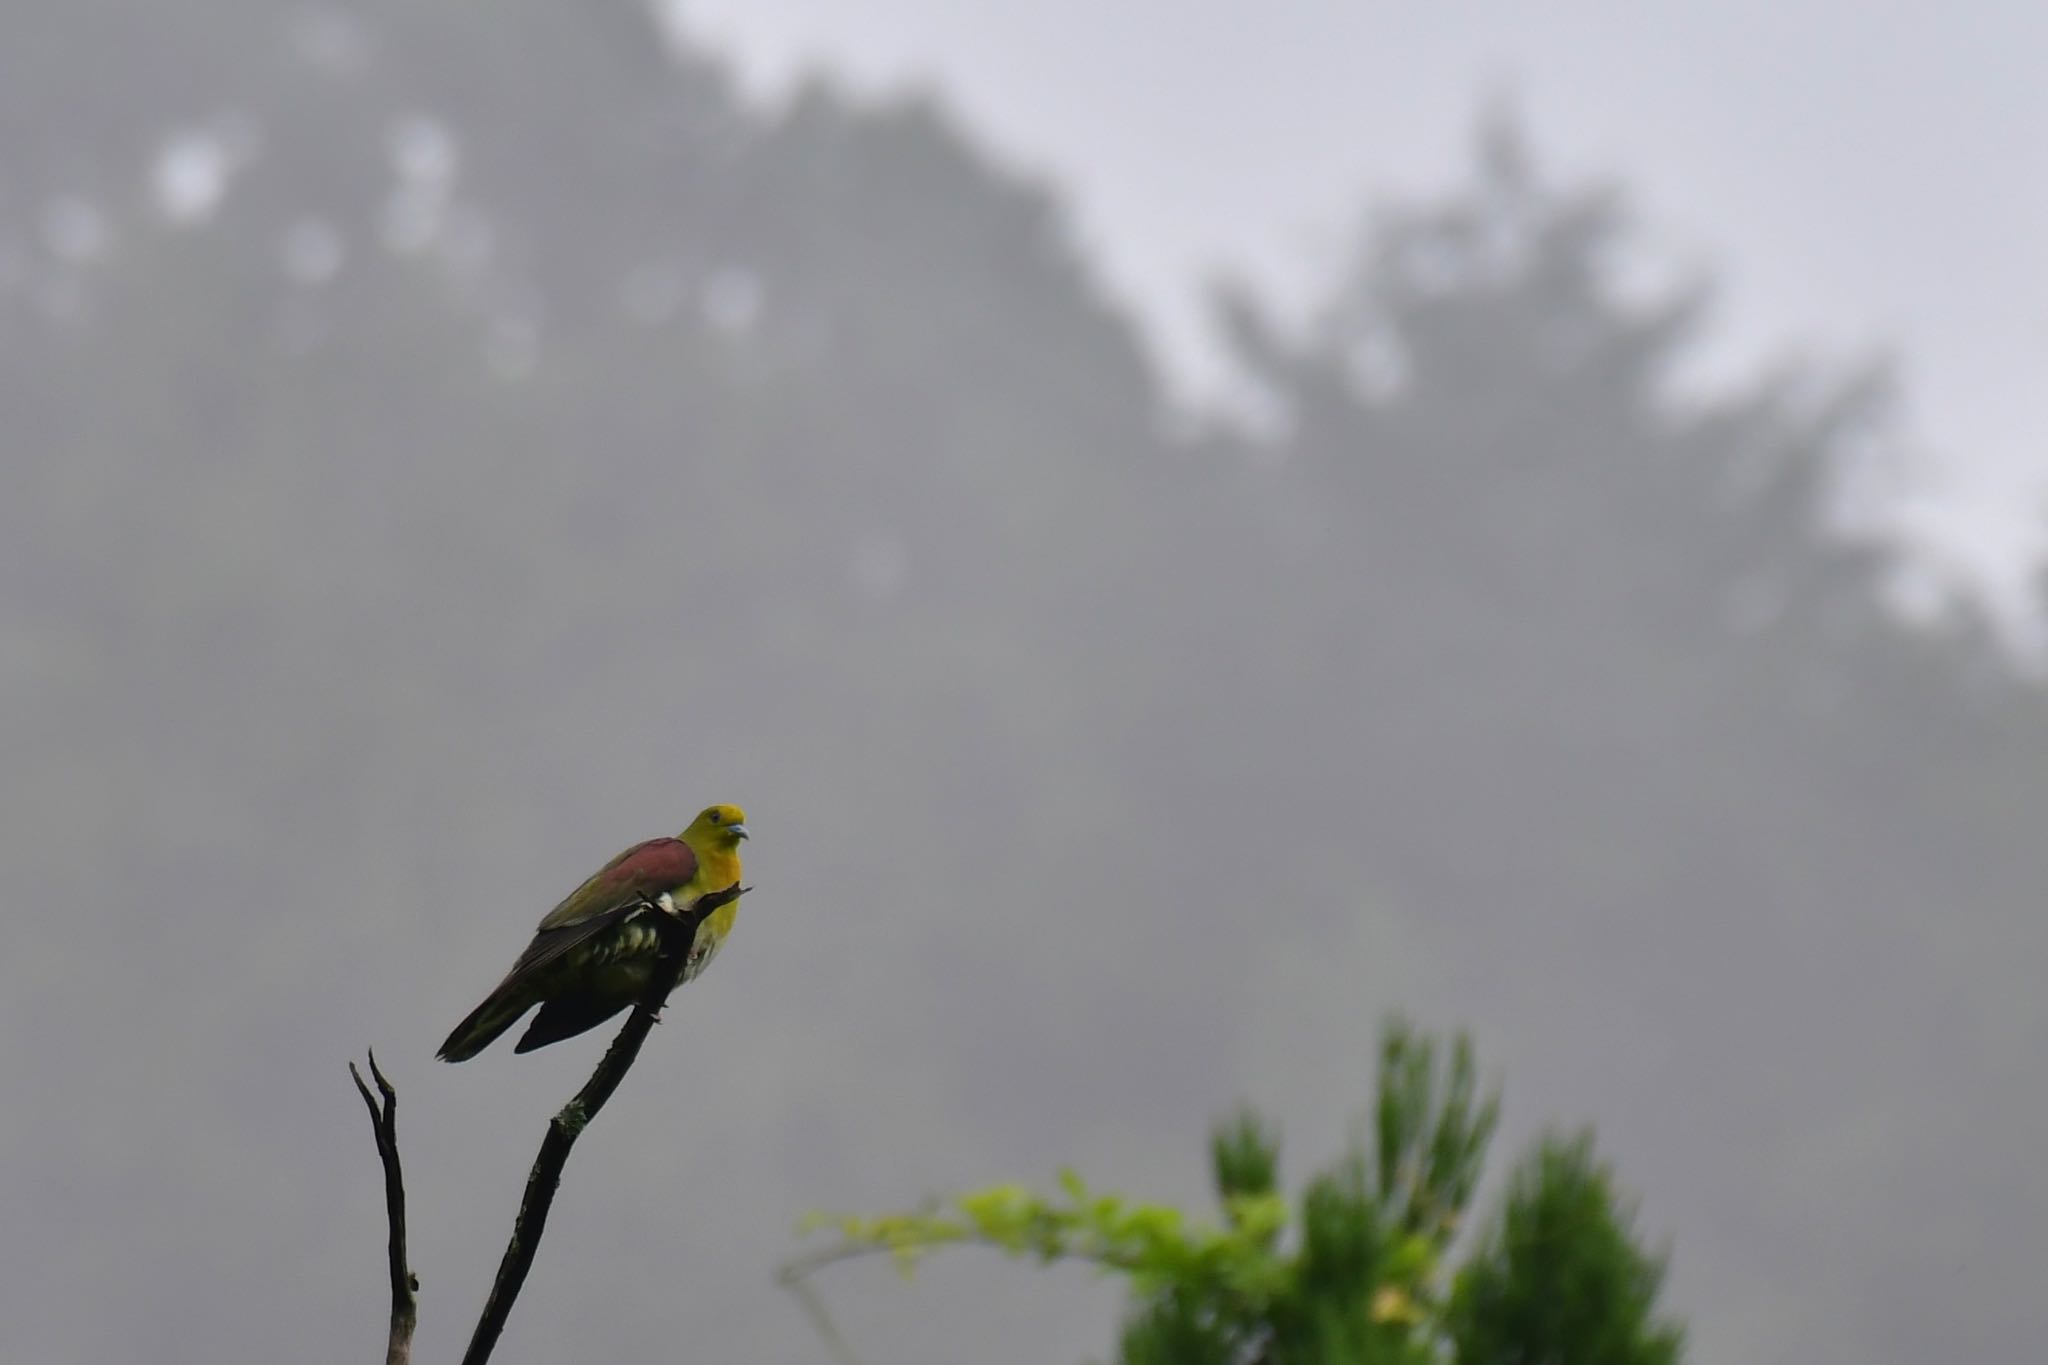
left=460, top=883, right=750, bottom=1365
left=777, top=1235, right=1109, bottom=1365
left=349, top=1049, right=419, bottom=1365
left=778, top=1213, right=1179, bottom=1365
left=778, top=1256, right=876, bottom=1365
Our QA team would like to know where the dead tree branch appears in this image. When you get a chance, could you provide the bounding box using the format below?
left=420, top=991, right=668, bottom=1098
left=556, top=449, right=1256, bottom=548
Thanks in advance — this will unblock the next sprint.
left=349, top=1050, right=419, bottom=1365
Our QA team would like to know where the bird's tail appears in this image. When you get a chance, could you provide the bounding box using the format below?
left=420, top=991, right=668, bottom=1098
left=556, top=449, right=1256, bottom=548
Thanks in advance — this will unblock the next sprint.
left=436, top=984, right=536, bottom=1063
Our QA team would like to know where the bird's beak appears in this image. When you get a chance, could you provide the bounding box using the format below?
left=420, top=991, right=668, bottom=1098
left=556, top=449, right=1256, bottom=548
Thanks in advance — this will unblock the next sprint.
left=729, top=823, right=749, bottom=841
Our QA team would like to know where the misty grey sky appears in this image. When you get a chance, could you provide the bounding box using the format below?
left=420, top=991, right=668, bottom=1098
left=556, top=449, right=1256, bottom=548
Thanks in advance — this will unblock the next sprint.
left=676, top=0, right=2048, bottom=605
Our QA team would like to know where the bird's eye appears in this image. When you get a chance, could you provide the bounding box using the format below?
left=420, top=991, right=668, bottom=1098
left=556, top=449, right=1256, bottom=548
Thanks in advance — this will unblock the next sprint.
left=706, top=811, right=720, bottom=824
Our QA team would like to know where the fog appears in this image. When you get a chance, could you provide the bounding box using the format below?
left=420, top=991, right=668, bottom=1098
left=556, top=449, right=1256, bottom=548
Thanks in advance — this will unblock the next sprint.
left=687, top=0, right=2048, bottom=606
left=2, top=4, right=2040, bottom=1363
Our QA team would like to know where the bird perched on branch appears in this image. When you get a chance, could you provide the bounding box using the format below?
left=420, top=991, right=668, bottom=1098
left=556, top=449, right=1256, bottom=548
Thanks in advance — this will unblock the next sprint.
left=437, top=804, right=749, bottom=1062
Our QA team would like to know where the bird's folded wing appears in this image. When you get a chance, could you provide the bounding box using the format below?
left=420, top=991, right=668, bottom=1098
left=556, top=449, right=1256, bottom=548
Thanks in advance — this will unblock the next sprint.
left=535, top=836, right=698, bottom=932
left=487, top=901, right=650, bottom=998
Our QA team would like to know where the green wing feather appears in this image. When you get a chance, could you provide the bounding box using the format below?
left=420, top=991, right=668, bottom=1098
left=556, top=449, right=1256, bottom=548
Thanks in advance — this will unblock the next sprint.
left=436, top=837, right=700, bottom=1062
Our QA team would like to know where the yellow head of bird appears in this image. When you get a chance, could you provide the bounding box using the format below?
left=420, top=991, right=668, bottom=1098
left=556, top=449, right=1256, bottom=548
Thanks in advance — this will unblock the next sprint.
left=684, top=803, right=748, bottom=851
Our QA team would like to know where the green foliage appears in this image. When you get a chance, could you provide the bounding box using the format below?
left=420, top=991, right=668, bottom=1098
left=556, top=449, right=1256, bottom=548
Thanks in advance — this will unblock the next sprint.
left=787, top=1020, right=1679, bottom=1365
left=1374, top=1024, right=1497, bottom=1248
left=1211, top=1107, right=1281, bottom=1205
left=1449, top=1133, right=1685, bottom=1365
left=799, top=1168, right=1292, bottom=1299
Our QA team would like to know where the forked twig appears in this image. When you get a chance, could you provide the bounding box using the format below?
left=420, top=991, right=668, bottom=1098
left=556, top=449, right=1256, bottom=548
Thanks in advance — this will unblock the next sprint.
left=349, top=1050, right=419, bottom=1365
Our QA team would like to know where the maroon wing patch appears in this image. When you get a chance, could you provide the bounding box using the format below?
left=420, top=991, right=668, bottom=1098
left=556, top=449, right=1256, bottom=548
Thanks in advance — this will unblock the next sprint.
left=533, top=836, right=698, bottom=933
left=591, top=837, right=699, bottom=899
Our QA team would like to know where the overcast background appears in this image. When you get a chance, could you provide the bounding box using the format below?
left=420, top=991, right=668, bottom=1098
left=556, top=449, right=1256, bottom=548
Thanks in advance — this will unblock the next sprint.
left=3, top=3, right=2043, bottom=1364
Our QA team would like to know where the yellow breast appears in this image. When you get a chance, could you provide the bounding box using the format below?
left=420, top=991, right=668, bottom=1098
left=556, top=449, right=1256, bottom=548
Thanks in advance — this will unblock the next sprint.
left=683, top=899, right=741, bottom=982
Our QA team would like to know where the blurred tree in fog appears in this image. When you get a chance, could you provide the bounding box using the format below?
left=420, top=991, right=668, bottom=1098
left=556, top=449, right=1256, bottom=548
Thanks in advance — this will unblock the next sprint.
left=1202, top=115, right=2048, bottom=1362
left=3, top=6, right=2043, bottom=1365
